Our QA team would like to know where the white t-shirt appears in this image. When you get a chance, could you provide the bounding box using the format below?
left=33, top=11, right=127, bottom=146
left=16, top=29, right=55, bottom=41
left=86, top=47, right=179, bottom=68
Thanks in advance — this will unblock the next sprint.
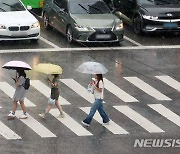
left=94, top=80, right=104, bottom=99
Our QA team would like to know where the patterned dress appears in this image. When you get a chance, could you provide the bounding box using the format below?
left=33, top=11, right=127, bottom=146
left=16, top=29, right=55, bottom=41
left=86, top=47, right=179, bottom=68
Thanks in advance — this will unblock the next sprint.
left=13, top=76, right=26, bottom=101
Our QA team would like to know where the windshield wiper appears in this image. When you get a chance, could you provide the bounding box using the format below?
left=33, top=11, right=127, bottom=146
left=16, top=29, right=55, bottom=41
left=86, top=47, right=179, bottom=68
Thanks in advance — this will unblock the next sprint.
left=78, top=4, right=90, bottom=14
left=87, top=5, right=103, bottom=13
left=0, top=7, right=6, bottom=12
left=2, top=2, right=22, bottom=11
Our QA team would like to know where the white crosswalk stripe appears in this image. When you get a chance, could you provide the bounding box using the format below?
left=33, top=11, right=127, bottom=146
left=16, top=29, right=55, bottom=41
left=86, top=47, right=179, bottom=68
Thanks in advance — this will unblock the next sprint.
left=124, top=77, right=172, bottom=101
left=0, top=121, right=21, bottom=139
left=16, top=110, right=56, bottom=138
left=0, top=82, right=36, bottom=107
left=148, top=104, right=180, bottom=127
left=0, top=75, right=179, bottom=140
left=100, top=78, right=138, bottom=102
left=155, top=75, right=180, bottom=92
left=49, top=109, right=93, bottom=136
left=60, top=79, right=95, bottom=104
left=31, top=80, right=70, bottom=105
left=114, top=105, right=164, bottom=133
left=80, top=107, right=129, bottom=134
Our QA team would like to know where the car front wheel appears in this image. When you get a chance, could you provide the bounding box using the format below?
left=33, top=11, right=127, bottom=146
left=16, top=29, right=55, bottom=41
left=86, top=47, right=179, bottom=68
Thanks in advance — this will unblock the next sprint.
left=43, top=12, right=52, bottom=30
left=66, top=26, right=73, bottom=43
left=133, top=15, right=142, bottom=35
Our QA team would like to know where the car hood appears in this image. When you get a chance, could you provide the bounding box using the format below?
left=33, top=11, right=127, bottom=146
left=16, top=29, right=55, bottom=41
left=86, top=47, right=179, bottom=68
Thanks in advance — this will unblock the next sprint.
left=141, top=4, right=180, bottom=16
left=71, top=14, right=117, bottom=28
left=0, top=11, right=38, bottom=26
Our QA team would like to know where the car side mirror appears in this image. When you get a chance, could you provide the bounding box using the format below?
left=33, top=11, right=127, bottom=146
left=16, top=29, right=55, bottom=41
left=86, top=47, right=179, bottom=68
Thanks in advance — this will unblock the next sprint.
left=27, top=5, right=32, bottom=10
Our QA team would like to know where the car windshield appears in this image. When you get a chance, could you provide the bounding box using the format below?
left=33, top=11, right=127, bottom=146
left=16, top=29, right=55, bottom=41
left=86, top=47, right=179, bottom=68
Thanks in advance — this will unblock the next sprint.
left=0, top=0, right=25, bottom=12
left=69, top=0, right=111, bottom=14
left=138, top=0, right=180, bottom=5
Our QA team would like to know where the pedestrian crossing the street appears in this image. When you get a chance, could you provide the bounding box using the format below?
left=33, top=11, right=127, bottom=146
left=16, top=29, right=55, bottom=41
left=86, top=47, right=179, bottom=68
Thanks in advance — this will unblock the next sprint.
left=0, top=75, right=179, bottom=140
left=31, top=80, right=71, bottom=105
left=0, top=82, right=36, bottom=107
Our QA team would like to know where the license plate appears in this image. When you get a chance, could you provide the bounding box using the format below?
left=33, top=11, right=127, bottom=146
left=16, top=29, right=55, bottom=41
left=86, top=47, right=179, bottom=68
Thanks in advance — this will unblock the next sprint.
left=96, top=34, right=111, bottom=39
left=163, top=23, right=178, bottom=28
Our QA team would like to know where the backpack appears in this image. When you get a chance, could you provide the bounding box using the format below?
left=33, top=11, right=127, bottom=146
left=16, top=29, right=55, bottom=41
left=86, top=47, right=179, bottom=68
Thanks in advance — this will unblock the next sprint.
left=23, top=78, right=30, bottom=90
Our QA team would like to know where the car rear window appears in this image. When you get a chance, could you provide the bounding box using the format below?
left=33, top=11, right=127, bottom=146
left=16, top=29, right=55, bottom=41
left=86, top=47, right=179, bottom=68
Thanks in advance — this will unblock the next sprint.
left=0, top=0, right=25, bottom=12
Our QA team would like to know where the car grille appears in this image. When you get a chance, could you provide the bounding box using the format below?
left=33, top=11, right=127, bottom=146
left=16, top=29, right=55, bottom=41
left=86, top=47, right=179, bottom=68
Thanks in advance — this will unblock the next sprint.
left=9, top=26, right=19, bottom=31
left=20, top=26, right=30, bottom=31
left=8, top=26, right=30, bottom=31
left=88, top=28, right=117, bottom=41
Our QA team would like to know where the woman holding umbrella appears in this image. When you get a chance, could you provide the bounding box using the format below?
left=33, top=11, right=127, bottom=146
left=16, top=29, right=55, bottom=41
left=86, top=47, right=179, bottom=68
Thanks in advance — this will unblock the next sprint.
left=82, top=74, right=110, bottom=127
left=39, top=74, right=65, bottom=118
left=76, top=61, right=110, bottom=126
left=8, top=69, right=28, bottom=119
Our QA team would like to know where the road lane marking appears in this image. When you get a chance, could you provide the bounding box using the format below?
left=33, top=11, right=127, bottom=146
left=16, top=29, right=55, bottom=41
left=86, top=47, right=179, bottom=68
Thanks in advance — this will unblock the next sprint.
left=49, top=109, right=93, bottom=136
left=0, top=121, right=21, bottom=140
left=0, top=82, right=36, bottom=107
left=40, top=37, right=61, bottom=49
left=114, top=105, right=164, bottom=133
left=124, top=77, right=172, bottom=101
left=31, top=80, right=70, bottom=105
left=124, top=36, right=142, bottom=46
left=80, top=107, right=129, bottom=135
left=101, top=78, right=139, bottom=102
left=60, top=79, right=95, bottom=104
left=16, top=111, right=56, bottom=138
left=148, top=104, right=180, bottom=127
left=2, top=45, right=180, bottom=53
left=155, top=75, right=180, bottom=92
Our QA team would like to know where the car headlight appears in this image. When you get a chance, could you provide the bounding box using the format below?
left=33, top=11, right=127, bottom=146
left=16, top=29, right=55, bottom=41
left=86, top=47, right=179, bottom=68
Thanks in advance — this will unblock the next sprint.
left=31, top=21, right=40, bottom=28
left=0, top=24, right=6, bottom=29
left=142, top=15, right=158, bottom=20
left=74, top=24, right=91, bottom=31
left=115, top=23, right=123, bottom=30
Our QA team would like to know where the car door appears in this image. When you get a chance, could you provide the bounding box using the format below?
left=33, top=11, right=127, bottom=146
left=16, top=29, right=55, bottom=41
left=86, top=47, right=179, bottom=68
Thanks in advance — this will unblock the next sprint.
left=51, top=0, right=69, bottom=34
left=114, top=0, right=137, bottom=25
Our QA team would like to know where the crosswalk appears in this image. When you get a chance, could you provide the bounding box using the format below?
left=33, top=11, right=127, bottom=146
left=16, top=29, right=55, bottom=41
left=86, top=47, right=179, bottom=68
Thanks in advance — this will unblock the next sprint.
left=0, top=75, right=179, bottom=140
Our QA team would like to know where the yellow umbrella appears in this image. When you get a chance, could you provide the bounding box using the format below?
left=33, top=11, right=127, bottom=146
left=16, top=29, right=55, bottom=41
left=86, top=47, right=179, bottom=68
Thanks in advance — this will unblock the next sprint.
left=33, top=63, right=63, bottom=74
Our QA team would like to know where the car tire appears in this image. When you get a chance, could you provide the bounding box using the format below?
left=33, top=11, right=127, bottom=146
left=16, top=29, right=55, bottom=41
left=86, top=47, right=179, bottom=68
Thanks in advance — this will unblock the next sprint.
left=66, top=26, right=73, bottom=43
left=133, top=15, right=142, bottom=35
left=43, top=12, right=52, bottom=30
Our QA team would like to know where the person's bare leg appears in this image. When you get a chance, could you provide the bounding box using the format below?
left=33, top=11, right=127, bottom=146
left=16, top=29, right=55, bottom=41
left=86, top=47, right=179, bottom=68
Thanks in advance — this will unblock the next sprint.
left=55, top=100, right=64, bottom=118
left=39, top=104, right=52, bottom=118
left=45, top=104, right=52, bottom=113
left=12, top=100, right=18, bottom=112
left=19, top=101, right=26, bottom=113
left=55, top=100, right=63, bottom=113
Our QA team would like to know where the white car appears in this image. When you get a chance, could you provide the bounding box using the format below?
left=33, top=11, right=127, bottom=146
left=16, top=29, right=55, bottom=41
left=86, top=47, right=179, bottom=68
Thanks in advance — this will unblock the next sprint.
left=0, top=0, right=40, bottom=42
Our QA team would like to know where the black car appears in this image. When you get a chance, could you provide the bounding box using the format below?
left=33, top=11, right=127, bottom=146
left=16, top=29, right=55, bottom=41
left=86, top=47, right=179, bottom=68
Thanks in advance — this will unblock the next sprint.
left=109, top=0, right=180, bottom=34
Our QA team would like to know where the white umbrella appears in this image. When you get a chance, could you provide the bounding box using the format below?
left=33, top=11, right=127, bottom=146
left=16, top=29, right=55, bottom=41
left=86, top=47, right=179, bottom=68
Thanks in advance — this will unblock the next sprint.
left=75, top=61, right=108, bottom=74
left=2, top=60, right=32, bottom=70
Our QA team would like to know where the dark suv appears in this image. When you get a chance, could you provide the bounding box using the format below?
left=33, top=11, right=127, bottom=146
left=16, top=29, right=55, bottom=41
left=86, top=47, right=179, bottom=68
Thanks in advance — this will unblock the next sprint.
left=109, top=0, right=180, bottom=34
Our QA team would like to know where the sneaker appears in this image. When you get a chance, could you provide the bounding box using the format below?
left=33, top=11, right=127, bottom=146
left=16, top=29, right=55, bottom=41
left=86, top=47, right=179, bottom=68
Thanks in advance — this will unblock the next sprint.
left=102, top=121, right=110, bottom=126
left=7, top=111, right=15, bottom=119
left=57, top=112, right=65, bottom=118
left=19, top=113, right=28, bottom=119
left=81, top=121, right=90, bottom=127
left=39, top=113, right=46, bottom=119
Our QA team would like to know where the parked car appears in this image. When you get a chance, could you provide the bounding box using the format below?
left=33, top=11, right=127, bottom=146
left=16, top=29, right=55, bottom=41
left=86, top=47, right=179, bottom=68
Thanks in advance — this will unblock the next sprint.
left=42, top=0, right=124, bottom=43
left=110, top=0, right=180, bottom=34
left=0, top=0, right=40, bottom=42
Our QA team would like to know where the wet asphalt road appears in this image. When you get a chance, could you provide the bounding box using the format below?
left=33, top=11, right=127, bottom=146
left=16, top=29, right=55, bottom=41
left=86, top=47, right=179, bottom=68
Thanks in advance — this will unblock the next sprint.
left=0, top=22, right=180, bottom=154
